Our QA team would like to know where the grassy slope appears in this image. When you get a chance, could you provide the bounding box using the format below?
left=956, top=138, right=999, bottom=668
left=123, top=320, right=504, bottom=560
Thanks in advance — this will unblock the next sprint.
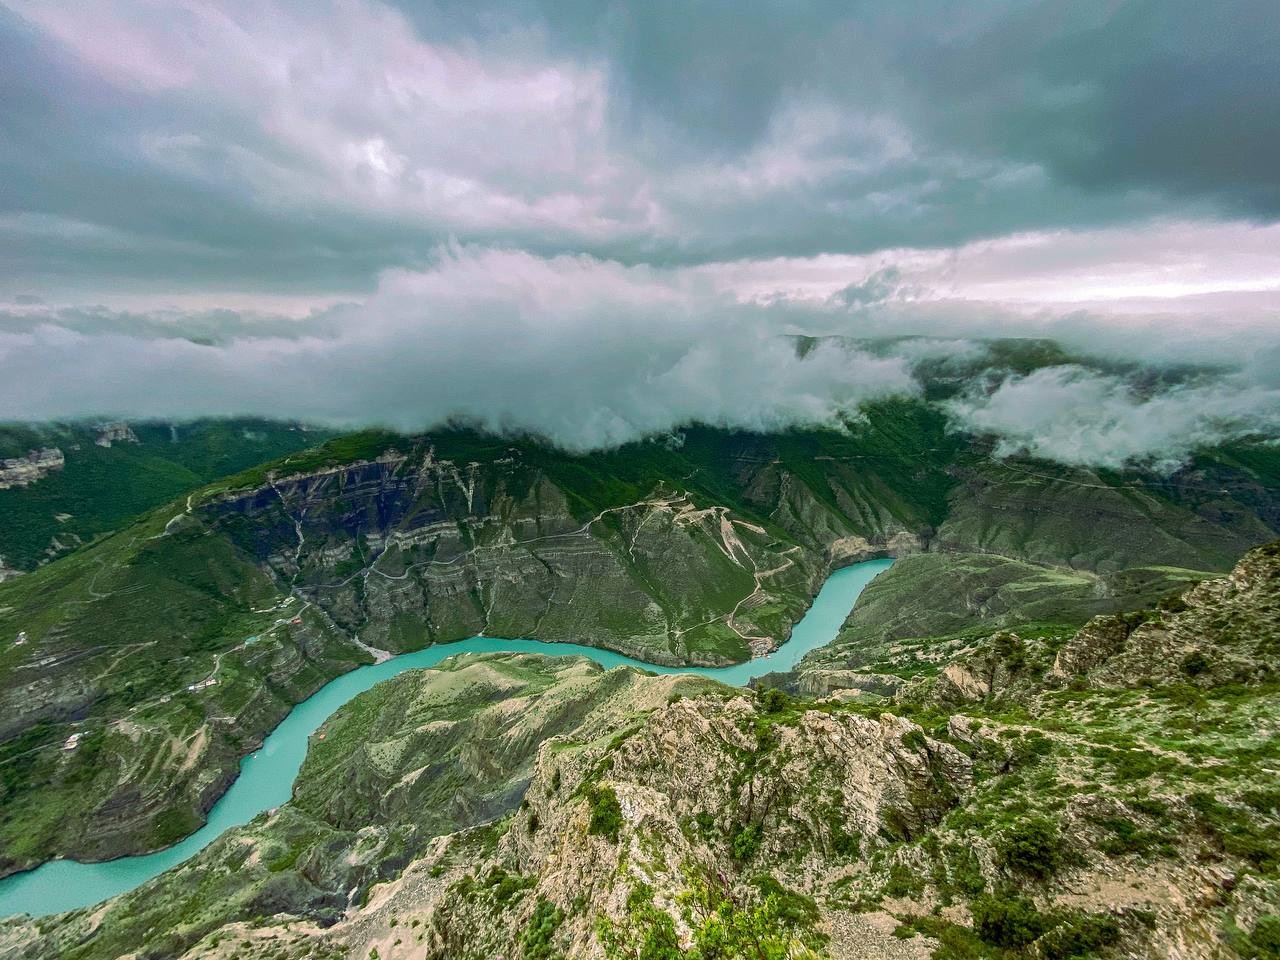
left=791, top=552, right=1214, bottom=686
left=0, top=420, right=331, bottom=570
left=0, top=508, right=365, bottom=871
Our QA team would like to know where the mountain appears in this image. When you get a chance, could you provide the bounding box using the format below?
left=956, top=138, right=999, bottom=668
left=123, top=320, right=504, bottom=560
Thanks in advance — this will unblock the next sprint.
left=0, top=401, right=1277, bottom=881
left=7, top=541, right=1278, bottom=959
left=0, top=419, right=330, bottom=575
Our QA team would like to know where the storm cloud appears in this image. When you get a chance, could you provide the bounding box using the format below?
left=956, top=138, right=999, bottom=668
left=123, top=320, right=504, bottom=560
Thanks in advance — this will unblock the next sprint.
left=0, top=1, right=1277, bottom=467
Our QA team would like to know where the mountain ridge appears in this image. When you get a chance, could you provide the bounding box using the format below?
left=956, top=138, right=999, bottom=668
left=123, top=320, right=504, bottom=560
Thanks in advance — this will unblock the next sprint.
left=0, top=402, right=1276, bottom=880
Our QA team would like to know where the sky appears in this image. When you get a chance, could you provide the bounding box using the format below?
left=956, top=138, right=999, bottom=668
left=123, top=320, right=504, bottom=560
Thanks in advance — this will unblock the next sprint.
left=1, top=0, right=1278, bottom=468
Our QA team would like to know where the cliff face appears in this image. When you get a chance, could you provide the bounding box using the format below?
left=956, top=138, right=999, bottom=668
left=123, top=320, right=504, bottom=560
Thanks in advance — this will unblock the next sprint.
left=201, top=446, right=833, bottom=665
left=0, top=448, right=63, bottom=490
left=9, top=544, right=1279, bottom=960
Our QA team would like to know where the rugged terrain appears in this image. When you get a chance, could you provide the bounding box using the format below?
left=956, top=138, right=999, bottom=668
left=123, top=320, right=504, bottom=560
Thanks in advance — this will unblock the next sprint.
left=5, top=542, right=1277, bottom=959
left=0, top=401, right=1277, bottom=878
left=775, top=553, right=1214, bottom=698
left=0, top=419, right=327, bottom=574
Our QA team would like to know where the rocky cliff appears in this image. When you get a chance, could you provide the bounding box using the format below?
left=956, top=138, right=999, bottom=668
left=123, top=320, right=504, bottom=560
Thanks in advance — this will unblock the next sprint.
left=0, top=448, right=63, bottom=490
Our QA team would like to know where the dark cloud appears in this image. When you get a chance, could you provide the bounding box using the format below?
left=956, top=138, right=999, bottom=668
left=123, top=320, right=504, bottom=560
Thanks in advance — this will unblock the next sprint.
left=1, top=0, right=1278, bottom=469
left=2, top=0, right=1277, bottom=299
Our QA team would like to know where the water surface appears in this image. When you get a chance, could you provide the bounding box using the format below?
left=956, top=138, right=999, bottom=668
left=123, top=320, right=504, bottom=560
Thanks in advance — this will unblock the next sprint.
left=0, top=558, right=891, bottom=917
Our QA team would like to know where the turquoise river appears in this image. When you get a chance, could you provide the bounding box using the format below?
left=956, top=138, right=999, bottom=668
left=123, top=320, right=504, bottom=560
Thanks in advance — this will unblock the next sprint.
left=0, top=557, right=892, bottom=917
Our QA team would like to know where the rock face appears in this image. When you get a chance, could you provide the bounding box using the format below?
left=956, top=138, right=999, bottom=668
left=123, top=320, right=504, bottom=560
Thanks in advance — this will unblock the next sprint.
left=93, top=422, right=138, bottom=447
left=0, top=448, right=62, bottom=490
left=201, top=446, right=830, bottom=666
left=1050, top=541, right=1280, bottom=689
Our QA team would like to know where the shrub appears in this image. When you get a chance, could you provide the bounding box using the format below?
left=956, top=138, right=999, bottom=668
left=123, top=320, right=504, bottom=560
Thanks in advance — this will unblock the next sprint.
left=829, top=820, right=861, bottom=858
left=730, top=823, right=762, bottom=862
left=971, top=894, right=1050, bottom=948
left=994, top=633, right=1028, bottom=672
left=753, top=874, right=820, bottom=928
left=520, top=897, right=565, bottom=960
left=998, top=817, right=1066, bottom=879
left=1096, top=816, right=1170, bottom=857
left=1039, top=911, right=1121, bottom=959
left=757, top=687, right=793, bottom=713
left=893, top=915, right=986, bottom=960
left=945, top=843, right=987, bottom=896
left=482, top=866, right=535, bottom=907
left=1244, top=914, right=1280, bottom=959
left=1180, top=650, right=1210, bottom=677
left=884, top=863, right=924, bottom=898
left=586, top=786, right=624, bottom=843
left=597, top=883, right=682, bottom=960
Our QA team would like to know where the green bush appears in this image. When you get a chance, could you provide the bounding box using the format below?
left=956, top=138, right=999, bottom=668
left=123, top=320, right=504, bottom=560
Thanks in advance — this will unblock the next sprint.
left=893, top=916, right=986, bottom=960
left=945, top=844, right=987, bottom=896
left=1039, top=911, right=1121, bottom=959
left=998, top=817, right=1067, bottom=879
left=994, top=632, right=1028, bottom=672
left=730, top=823, right=763, bottom=862
left=884, top=863, right=924, bottom=898
left=1180, top=650, right=1210, bottom=677
left=971, top=893, right=1050, bottom=948
left=1247, top=915, right=1280, bottom=959
left=481, top=866, right=535, bottom=907
left=756, top=687, right=793, bottom=713
left=752, top=875, right=820, bottom=929
left=1096, top=816, right=1170, bottom=857
left=587, top=785, right=624, bottom=843
left=520, top=897, right=565, bottom=960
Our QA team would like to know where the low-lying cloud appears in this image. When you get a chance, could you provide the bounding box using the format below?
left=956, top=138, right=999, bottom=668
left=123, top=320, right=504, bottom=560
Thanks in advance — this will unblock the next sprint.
left=3, top=245, right=1278, bottom=470
left=945, top=366, right=1280, bottom=472
left=0, top=247, right=920, bottom=450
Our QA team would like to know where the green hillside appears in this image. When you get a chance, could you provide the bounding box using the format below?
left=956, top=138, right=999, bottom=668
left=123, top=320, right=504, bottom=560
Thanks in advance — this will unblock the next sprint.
left=0, top=419, right=331, bottom=571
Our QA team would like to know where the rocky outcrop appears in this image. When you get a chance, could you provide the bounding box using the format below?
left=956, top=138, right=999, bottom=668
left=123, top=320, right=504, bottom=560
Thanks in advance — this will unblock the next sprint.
left=389, top=694, right=973, bottom=959
left=1050, top=541, right=1280, bottom=688
left=0, top=448, right=62, bottom=490
left=93, top=422, right=138, bottom=447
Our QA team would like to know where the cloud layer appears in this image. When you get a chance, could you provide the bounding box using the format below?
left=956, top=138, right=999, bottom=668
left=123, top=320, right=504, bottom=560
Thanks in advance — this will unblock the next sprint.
left=0, top=247, right=923, bottom=449
left=946, top=366, right=1280, bottom=472
left=2, top=1, right=1279, bottom=295
left=3, top=245, right=1279, bottom=468
left=1, top=1, right=1278, bottom=470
